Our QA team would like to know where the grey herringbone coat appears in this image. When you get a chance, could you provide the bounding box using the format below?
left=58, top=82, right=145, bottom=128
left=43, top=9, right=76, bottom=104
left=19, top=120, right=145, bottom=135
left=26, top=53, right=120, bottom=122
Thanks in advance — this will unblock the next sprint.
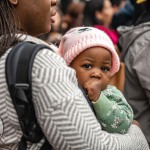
left=0, top=34, right=149, bottom=150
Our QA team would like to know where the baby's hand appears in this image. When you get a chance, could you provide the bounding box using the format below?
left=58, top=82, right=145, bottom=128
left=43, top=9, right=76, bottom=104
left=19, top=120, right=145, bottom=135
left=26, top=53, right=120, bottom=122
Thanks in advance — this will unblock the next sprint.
left=84, top=79, right=101, bottom=102
left=132, top=120, right=141, bottom=128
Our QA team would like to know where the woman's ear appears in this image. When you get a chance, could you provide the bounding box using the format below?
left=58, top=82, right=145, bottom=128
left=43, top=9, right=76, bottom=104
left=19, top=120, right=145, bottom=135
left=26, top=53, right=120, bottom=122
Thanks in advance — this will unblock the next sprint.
left=8, top=0, right=18, bottom=5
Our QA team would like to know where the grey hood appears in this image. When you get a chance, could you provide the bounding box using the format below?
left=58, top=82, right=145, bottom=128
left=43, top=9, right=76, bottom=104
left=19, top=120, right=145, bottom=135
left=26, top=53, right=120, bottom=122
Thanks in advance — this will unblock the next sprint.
left=117, top=22, right=150, bottom=61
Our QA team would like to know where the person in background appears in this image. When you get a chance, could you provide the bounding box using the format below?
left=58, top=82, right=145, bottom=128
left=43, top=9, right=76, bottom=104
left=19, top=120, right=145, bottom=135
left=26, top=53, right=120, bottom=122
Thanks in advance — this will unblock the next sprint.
left=110, top=0, right=135, bottom=29
left=58, top=27, right=133, bottom=134
left=130, top=0, right=145, bottom=24
left=110, top=0, right=127, bottom=14
left=59, top=0, right=72, bottom=14
left=83, top=0, right=102, bottom=26
left=118, top=0, right=150, bottom=147
left=0, top=0, right=149, bottom=149
left=61, top=1, right=85, bottom=33
left=94, top=0, right=114, bottom=28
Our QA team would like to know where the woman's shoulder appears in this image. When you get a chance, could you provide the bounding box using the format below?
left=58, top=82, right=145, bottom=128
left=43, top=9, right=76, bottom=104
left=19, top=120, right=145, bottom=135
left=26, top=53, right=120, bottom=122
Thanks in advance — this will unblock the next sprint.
left=15, top=34, right=67, bottom=68
left=17, top=34, right=58, bottom=53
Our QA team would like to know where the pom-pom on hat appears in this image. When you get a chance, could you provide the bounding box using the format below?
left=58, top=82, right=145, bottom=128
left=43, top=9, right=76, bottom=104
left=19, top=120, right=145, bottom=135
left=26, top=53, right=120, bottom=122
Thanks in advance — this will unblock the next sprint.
left=58, top=27, right=120, bottom=76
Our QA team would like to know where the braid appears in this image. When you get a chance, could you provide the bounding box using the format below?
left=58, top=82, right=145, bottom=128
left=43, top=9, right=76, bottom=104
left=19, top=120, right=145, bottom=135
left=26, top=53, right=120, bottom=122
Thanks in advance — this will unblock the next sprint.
left=0, top=0, right=18, bottom=56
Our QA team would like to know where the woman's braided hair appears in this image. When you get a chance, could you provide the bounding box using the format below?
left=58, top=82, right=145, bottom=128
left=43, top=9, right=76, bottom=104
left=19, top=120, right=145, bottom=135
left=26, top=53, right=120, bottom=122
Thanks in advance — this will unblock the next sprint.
left=0, top=0, right=18, bottom=56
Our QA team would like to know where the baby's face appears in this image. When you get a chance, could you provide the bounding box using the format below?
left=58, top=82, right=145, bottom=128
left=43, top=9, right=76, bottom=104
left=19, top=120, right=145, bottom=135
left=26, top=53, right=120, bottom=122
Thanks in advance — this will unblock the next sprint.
left=70, top=46, right=112, bottom=91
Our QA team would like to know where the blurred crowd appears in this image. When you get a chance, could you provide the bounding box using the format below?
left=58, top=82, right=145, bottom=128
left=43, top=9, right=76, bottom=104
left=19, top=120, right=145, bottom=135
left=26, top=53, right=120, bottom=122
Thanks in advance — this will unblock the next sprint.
left=39, top=0, right=143, bottom=47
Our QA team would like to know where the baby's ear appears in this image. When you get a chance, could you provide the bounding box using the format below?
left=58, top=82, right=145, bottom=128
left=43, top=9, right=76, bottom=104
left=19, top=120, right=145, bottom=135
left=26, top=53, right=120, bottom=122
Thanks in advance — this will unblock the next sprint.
left=8, top=0, right=18, bottom=5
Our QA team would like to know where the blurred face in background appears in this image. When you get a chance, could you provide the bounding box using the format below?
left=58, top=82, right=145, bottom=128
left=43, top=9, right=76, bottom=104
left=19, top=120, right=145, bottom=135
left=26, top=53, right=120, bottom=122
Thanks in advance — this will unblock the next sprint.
left=95, top=0, right=114, bottom=28
left=61, top=1, right=85, bottom=32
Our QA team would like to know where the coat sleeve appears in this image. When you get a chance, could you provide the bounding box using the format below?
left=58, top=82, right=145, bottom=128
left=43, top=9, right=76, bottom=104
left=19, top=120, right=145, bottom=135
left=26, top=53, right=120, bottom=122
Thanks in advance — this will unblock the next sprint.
left=92, top=86, right=133, bottom=134
left=31, top=49, right=149, bottom=150
left=133, top=44, right=150, bottom=104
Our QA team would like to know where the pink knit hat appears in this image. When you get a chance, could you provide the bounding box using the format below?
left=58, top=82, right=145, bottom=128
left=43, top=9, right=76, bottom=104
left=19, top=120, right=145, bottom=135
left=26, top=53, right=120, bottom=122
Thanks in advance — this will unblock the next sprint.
left=58, top=27, right=120, bottom=76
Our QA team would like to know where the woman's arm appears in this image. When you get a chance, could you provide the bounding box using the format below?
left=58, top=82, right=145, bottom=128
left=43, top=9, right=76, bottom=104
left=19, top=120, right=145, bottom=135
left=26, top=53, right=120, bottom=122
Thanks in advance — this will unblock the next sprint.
left=32, top=49, right=149, bottom=150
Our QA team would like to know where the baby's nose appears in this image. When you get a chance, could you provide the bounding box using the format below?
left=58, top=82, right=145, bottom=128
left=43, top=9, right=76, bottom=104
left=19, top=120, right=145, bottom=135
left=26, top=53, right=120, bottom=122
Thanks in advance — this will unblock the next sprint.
left=91, top=71, right=101, bottom=79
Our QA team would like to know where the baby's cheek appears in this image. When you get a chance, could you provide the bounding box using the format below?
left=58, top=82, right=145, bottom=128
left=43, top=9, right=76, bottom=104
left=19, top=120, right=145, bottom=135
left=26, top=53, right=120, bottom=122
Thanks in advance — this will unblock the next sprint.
left=77, top=78, right=84, bottom=88
left=101, top=78, right=110, bottom=90
left=76, top=73, right=88, bottom=87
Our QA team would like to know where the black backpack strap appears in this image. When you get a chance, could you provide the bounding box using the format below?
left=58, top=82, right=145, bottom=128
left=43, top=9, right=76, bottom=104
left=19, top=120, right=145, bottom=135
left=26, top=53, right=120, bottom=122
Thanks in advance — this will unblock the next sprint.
left=5, top=42, right=53, bottom=150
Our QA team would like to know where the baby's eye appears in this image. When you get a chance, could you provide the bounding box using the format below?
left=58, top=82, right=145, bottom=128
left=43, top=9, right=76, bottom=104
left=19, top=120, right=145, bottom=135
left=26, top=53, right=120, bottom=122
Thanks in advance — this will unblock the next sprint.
left=101, top=66, right=110, bottom=72
left=82, top=64, right=92, bottom=69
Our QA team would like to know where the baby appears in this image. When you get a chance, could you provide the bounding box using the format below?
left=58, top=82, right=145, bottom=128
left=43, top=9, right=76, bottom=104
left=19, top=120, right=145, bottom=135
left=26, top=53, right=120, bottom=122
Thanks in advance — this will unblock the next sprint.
left=58, top=27, right=133, bottom=134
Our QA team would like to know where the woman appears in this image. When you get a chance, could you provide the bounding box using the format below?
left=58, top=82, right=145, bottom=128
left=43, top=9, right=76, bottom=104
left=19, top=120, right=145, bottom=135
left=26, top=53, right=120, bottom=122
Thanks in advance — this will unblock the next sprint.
left=0, top=0, right=149, bottom=149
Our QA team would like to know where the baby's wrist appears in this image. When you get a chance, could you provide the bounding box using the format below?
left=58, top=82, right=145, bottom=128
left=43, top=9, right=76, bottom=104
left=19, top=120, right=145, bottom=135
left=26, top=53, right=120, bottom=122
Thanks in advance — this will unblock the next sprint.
left=90, top=92, right=101, bottom=102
